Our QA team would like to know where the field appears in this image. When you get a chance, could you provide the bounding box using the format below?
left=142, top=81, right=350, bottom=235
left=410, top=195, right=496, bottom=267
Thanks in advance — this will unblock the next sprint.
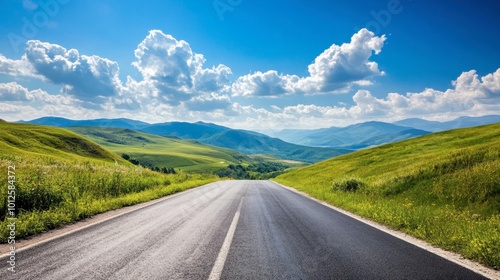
left=0, top=122, right=218, bottom=242
left=275, top=123, right=500, bottom=269
left=68, top=127, right=305, bottom=178
left=68, top=127, right=251, bottom=173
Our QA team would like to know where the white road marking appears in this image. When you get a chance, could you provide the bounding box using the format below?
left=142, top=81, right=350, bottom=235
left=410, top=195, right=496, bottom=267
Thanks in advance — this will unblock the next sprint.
left=208, top=198, right=244, bottom=280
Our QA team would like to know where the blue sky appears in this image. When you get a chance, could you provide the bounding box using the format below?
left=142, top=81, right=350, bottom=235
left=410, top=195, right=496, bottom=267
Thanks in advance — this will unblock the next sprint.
left=0, top=0, right=499, bottom=130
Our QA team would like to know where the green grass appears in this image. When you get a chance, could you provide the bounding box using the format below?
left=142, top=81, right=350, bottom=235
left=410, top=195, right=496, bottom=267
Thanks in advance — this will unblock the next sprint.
left=0, top=123, right=127, bottom=164
left=0, top=122, right=218, bottom=242
left=68, top=127, right=251, bottom=173
left=275, top=123, right=500, bottom=269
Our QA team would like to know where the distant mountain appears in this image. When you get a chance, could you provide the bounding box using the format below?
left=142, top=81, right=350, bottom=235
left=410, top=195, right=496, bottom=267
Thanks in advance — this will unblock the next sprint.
left=23, top=117, right=350, bottom=163
left=273, top=121, right=430, bottom=149
left=393, top=115, right=500, bottom=132
left=141, top=122, right=350, bottom=163
left=140, top=121, right=231, bottom=140
left=22, top=116, right=150, bottom=130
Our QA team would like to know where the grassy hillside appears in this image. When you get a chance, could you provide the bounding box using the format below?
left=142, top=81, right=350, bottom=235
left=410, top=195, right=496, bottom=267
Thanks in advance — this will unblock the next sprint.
left=24, top=117, right=351, bottom=163
left=68, top=126, right=251, bottom=173
left=140, top=122, right=350, bottom=163
left=275, top=123, right=500, bottom=269
left=0, top=123, right=127, bottom=164
left=0, top=122, right=218, bottom=242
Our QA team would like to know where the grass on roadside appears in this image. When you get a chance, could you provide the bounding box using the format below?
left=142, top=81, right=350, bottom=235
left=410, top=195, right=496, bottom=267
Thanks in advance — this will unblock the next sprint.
left=275, top=123, right=500, bottom=269
left=0, top=122, right=219, bottom=242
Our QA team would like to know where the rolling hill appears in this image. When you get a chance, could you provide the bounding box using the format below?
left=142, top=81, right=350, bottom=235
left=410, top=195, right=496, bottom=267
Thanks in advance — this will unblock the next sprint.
left=0, top=121, right=126, bottom=164
left=273, top=121, right=430, bottom=149
left=140, top=122, right=351, bottom=163
left=275, top=123, right=500, bottom=269
left=24, top=117, right=351, bottom=163
left=67, top=126, right=252, bottom=173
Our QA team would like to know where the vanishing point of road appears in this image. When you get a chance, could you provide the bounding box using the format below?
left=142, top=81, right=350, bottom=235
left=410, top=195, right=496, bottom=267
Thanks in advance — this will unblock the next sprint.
left=1, top=180, right=488, bottom=279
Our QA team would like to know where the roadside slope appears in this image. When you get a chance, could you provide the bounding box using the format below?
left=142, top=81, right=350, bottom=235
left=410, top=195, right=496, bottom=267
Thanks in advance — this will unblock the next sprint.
left=0, top=122, right=218, bottom=242
left=275, top=123, right=500, bottom=269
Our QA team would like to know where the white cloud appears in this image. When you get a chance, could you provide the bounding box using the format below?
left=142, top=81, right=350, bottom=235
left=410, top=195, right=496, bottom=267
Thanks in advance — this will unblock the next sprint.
left=0, top=82, right=94, bottom=121
left=231, top=70, right=299, bottom=97
left=232, top=28, right=386, bottom=97
left=132, top=30, right=233, bottom=106
left=0, top=55, right=39, bottom=77
left=481, top=68, right=500, bottom=96
left=24, top=40, right=122, bottom=102
left=1, top=31, right=236, bottom=114
left=193, top=64, right=232, bottom=93
left=0, top=29, right=498, bottom=130
left=223, top=68, right=500, bottom=130
left=0, top=82, right=35, bottom=101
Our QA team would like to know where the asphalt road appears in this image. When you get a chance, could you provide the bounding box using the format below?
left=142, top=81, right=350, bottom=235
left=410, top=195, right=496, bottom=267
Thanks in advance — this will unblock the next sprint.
left=1, top=180, right=487, bottom=279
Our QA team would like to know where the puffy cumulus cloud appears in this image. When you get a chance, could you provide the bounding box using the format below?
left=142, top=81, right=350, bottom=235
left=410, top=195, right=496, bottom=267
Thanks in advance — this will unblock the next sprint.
left=0, top=82, right=94, bottom=121
left=350, top=90, right=392, bottom=117
left=0, top=82, right=35, bottom=101
left=366, top=69, right=499, bottom=119
left=0, top=82, right=151, bottom=122
left=193, top=65, right=232, bottom=93
left=232, top=29, right=386, bottom=97
left=304, top=28, right=385, bottom=92
left=481, top=68, right=500, bottom=95
left=0, top=55, right=39, bottom=77
left=132, top=30, right=232, bottom=106
left=24, top=40, right=122, bottom=102
left=0, top=83, right=75, bottom=106
left=231, top=70, right=300, bottom=97
left=225, top=68, right=500, bottom=130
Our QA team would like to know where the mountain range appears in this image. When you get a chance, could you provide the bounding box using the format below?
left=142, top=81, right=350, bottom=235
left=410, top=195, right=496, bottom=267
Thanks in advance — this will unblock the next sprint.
left=272, top=122, right=429, bottom=149
left=21, top=115, right=500, bottom=159
left=270, top=115, right=500, bottom=149
left=21, top=117, right=350, bottom=163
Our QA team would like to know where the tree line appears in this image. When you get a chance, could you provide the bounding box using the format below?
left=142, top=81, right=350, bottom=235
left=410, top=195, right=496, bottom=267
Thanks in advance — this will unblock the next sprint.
left=121, top=154, right=177, bottom=174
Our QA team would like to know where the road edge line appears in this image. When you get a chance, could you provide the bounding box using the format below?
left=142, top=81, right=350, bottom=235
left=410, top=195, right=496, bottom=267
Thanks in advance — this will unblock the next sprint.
left=270, top=180, right=500, bottom=280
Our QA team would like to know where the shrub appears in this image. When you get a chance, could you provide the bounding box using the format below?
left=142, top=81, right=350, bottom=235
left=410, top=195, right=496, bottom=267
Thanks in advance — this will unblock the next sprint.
left=332, top=178, right=366, bottom=192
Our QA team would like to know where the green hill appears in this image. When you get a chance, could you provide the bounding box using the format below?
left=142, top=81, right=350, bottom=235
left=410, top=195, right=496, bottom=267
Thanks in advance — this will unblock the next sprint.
left=0, top=122, right=127, bottom=164
left=0, top=122, right=218, bottom=242
left=275, top=123, right=500, bottom=269
left=67, top=127, right=252, bottom=173
left=24, top=118, right=351, bottom=163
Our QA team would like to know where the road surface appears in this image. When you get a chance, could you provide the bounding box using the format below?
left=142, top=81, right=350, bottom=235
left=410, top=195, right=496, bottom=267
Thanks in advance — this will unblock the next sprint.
left=1, top=180, right=487, bottom=279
